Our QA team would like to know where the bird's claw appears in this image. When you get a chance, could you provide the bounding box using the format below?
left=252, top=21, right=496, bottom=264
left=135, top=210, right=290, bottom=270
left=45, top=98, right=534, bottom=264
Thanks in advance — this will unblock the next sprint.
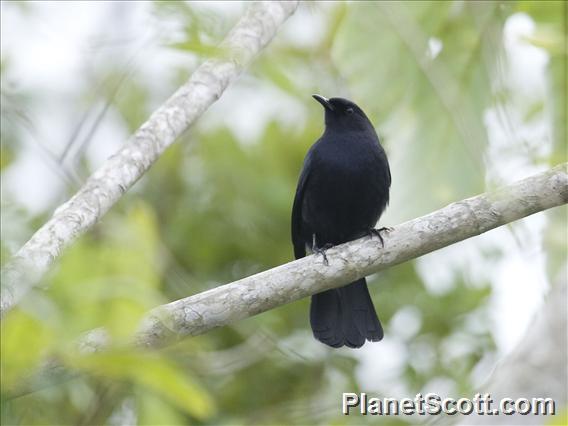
left=313, top=243, right=333, bottom=265
left=368, top=227, right=393, bottom=248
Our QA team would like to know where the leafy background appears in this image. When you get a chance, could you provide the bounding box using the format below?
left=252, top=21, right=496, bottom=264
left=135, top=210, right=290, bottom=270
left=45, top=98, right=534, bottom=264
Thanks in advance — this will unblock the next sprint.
left=1, top=1, right=566, bottom=425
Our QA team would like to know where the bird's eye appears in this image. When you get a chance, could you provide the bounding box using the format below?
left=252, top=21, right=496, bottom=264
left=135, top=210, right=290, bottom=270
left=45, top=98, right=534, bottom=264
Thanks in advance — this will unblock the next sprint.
left=346, top=108, right=354, bottom=115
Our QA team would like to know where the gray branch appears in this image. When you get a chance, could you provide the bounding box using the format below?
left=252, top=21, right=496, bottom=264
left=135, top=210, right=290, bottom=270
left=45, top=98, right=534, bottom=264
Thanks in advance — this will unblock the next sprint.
left=127, top=163, right=565, bottom=348
left=0, top=1, right=299, bottom=316
left=10, top=164, right=567, bottom=397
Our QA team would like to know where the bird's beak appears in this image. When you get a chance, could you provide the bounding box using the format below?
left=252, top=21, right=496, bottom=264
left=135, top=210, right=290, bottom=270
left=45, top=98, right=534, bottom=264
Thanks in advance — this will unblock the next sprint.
left=312, top=94, right=334, bottom=111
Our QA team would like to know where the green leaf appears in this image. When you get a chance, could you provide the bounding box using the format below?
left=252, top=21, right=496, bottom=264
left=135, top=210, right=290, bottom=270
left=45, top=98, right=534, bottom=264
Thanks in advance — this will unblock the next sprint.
left=48, top=201, right=164, bottom=340
left=0, top=310, right=54, bottom=389
left=168, top=42, right=227, bottom=58
left=136, top=391, right=187, bottom=426
left=71, top=351, right=216, bottom=421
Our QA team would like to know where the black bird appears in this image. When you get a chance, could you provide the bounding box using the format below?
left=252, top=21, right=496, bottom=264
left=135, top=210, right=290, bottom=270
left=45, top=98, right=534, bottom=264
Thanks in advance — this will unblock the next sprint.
left=291, top=95, right=391, bottom=348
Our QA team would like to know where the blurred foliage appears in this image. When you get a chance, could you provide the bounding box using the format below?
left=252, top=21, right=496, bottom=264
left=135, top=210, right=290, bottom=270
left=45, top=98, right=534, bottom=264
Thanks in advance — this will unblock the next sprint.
left=1, top=1, right=566, bottom=425
left=333, top=1, right=502, bottom=215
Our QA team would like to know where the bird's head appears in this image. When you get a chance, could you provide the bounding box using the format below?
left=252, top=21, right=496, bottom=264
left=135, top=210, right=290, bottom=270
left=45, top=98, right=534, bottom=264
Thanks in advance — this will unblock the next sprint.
left=312, top=94, right=373, bottom=132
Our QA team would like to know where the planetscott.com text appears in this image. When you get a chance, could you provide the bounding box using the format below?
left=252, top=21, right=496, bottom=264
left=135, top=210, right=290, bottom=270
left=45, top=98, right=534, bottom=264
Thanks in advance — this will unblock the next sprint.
left=342, top=392, right=556, bottom=416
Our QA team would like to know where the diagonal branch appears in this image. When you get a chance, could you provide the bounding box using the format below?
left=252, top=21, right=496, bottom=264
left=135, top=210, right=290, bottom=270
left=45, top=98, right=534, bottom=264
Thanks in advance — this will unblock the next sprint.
left=9, top=164, right=568, bottom=398
left=0, top=1, right=299, bottom=317
left=84, top=163, right=565, bottom=349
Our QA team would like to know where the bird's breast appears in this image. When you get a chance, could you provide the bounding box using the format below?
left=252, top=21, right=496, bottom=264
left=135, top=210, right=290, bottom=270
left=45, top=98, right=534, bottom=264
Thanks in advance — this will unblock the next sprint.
left=301, top=141, right=389, bottom=245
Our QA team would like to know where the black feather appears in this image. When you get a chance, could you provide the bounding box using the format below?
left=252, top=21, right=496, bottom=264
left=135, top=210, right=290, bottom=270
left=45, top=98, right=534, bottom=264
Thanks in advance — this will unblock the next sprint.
left=291, top=95, right=390, bottom=348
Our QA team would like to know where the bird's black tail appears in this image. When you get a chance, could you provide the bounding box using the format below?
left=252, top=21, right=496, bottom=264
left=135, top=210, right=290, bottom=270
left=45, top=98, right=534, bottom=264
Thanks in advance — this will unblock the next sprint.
left=310, top=278, right=383, bottom=348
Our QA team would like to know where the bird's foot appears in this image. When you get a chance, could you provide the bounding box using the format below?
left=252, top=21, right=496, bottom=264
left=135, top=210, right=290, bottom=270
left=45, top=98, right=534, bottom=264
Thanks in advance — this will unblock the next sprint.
left=313, top=243, right=334, bottom=266
left=368, top=227, right=393, bottom=248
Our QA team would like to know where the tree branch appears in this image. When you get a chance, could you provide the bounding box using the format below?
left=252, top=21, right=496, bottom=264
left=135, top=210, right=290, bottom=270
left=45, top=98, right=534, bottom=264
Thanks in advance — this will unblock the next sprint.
left=9, top=164, right=567, bottom=398
left=115, top=163, right=566, bottom=348
left=0, top=1, right=299, bottom=317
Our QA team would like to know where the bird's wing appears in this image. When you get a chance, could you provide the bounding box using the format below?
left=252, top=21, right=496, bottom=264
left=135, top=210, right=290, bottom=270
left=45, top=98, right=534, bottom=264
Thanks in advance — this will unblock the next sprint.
left=376, top=135, right=391, bottom=189
left=291, top=154, right=312, bottom=259
left=386, top=155, right=392, bottom=188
